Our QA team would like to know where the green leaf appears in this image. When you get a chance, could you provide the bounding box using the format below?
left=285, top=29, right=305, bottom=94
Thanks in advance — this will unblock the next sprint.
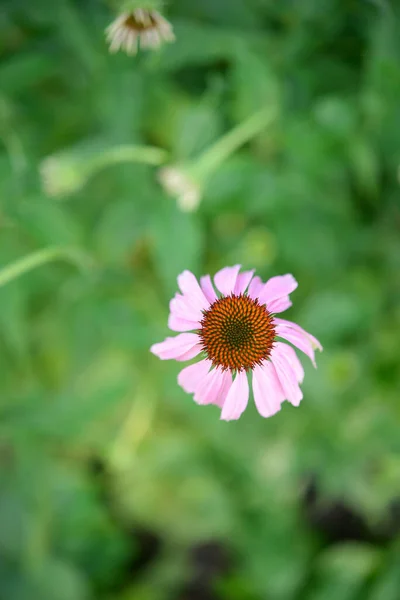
left=231, top=48, right=281, bottom=120
left=307, top=544, right=382, bottom=600
left=93, top=199, right=142, bottom=265
left=149, top=196, right=204, bottom=297
left=15, top=197, right=83, bottom=247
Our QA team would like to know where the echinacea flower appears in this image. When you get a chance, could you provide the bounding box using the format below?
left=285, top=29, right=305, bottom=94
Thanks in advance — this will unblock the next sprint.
left=150, top=266, right=322, bottom=421
left=105, top=9, right=175, bottom=56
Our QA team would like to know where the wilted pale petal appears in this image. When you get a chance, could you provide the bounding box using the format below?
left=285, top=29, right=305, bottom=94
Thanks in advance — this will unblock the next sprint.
left=105, top=9, right=175, bottom=56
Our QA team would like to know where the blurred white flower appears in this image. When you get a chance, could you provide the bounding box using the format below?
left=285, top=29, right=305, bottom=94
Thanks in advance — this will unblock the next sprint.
left=105, top=9, right=175, bottom=56
left=158, top=166, right=201, bottom=212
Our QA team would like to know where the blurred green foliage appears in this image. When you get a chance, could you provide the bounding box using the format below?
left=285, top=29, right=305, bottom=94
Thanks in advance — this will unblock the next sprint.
left=1, top=0, right=400, bottom=599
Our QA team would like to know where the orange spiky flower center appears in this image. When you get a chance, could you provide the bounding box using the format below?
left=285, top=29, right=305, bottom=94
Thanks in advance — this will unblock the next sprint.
left=199, top=294, right=276, bottom=372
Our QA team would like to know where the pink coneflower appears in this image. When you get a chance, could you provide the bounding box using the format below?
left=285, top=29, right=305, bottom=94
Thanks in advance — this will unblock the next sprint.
left=150, top=266, right=322, bottom=421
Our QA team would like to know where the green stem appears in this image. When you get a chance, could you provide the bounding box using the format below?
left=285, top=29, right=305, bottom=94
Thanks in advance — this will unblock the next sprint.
left=0, top=247, right=91, bottom=288
left=194, top=107, right=277, bottom=178
left=91, top=145, right=169, bottom=170
left=42, top=143, right=169, bottom=197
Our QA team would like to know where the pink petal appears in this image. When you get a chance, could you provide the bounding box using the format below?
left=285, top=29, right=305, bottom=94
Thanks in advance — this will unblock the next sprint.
left=213, top=370, right=233, bottom=408
left=275, top=325, right=318, bottom=367
left=234, top=270, right=254, bottom=295
left=168, top=314, right=200, bottom=332
left=194, top=367, right=226, bottom=405
left=247, top=276, right=264, bottom=299
left=270, top=345, right=303, bottom=407
left=268, top=296, right=292, bottom=314
left=177, top=345, right=204, bottom=361
left=258, top=274, right=298, bottom=307
left=252, top=362, right=283, bottom=418
left=274, top=318, right=323, bottom=351
left=170, top=293, right=202, bottom=323
left=150, top=333, right=201, bottom=361
left=214, top=265, right=241, bottom=297
left=220, top=370, right=249, bottom=421
left=178, top=359, right=211, bottom=393
left=177, top=270, right=209, bottom=311
left=273, top=342, right=304, bottom=384
left=200, top=274, right=218, bottom=304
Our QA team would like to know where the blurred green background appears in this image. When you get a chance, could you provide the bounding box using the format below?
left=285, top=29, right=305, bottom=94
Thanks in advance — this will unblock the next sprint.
left=1, top=0, right=400, bottom=599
